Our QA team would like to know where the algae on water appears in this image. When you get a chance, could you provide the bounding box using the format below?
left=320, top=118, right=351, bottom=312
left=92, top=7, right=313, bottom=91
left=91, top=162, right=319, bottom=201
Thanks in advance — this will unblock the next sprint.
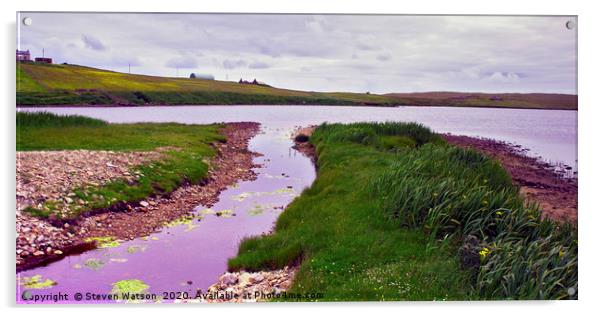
left=19, top=275, right=57, bottom=289
left=85, top=236, right=121, bottom=248
left=231, top=192, right=253, bottom=202
left=84, top=258, right=105, bottom=270
left=110, top=279, right=150, bottom=302
left=126, top=245, right=147, bottom=254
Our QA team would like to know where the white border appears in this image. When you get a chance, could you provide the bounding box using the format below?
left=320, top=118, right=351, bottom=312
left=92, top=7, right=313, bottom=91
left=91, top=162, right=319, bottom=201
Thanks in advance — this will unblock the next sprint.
left=2, top=1, right=600, bottom=315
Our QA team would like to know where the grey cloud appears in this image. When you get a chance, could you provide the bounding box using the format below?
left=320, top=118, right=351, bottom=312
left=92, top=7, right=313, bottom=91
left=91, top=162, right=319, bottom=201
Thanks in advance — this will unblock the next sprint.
left=376, top=53, right=392, bottom=62
left=486, top=72, right=521, bottom=83
left=20, top=13, right=576, bottom=94
left=223, top=59, right=247, bottom=69
left=249, top=61, right=270, bottom=69
left=356, top=43, right=380, bottom=51
left=81, top=34, right=106, bottom=51
left=165, top=56, right=198, bottom=69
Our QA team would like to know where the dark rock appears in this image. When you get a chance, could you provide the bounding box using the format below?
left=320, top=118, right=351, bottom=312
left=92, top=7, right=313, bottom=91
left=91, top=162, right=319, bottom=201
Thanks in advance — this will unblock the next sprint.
left=458, top=235, right=481, bottom=270
left=294, top=134, right=310, bottom=143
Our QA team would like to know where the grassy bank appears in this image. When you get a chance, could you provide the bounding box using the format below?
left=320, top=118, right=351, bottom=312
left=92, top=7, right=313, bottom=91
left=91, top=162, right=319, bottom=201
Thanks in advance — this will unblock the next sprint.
left=17, top=112, right=224, bottom=220
left=229, top=122, right=577, bottom=300
left=17, top=63, right=576, bottom=109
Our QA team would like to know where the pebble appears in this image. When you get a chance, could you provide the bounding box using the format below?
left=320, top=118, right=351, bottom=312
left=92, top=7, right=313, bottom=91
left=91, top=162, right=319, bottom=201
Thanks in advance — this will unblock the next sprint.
left=16, top=123, right=261, bottom=269
left=206, top=267, right=296, bottom=302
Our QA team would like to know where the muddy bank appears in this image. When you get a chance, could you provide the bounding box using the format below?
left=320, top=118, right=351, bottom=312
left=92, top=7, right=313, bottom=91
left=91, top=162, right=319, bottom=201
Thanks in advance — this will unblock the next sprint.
left=441, top=134, right=577, bottom=222
left=16, top=122, right=261, bottom=271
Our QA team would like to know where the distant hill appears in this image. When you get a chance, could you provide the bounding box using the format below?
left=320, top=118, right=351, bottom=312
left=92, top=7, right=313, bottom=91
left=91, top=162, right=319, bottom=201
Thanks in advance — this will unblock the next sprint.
left=385, top=92, right=577, bottom=110
left=17, top=63, right=576, bottom=110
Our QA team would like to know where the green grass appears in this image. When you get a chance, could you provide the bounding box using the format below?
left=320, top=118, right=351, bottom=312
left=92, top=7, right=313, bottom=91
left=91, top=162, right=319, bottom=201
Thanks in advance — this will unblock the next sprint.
left=17, top=111, right=107, bottom=128
left=17, top=112, right=224, bottom=219
left=16, top=63, right=395, bottom=106
left=228, top=122, right=577, bottom=301
left=17, top=63, right=576, bottom=109
left=17, top=66, right=45, bottom=92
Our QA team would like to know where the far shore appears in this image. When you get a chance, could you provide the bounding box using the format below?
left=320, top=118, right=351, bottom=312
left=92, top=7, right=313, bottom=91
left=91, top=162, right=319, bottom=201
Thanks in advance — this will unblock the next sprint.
left=17, top=103, right=578, bottom=111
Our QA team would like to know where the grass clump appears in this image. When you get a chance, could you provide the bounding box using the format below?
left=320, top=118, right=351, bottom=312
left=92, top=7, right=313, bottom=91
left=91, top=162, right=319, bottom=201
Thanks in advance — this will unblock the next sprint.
left=228, top=122, right=577, bottom=300
left=17, top=111, right=107, bottom=128
left=17, top=112, right=223, bottom=220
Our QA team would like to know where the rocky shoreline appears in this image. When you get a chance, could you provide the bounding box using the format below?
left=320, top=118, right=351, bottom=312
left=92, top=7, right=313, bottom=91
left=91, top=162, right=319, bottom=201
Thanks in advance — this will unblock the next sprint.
left=201, top=267, right=297, bottom=303
left=16, top=122, right=261, bottom=271
left=441, top=134, right=577, bottom=222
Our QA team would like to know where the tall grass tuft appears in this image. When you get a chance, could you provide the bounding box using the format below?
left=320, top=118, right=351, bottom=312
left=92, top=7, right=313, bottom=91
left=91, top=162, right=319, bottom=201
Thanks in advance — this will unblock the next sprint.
left=17, top=111, right=107, bottom=128
left=370, top=132, right=577, bottom=299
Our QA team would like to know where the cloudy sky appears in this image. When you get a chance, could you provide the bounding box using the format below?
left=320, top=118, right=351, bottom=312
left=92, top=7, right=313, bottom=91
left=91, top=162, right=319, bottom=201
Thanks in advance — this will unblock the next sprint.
left=18, top=13, right=577, bottom=94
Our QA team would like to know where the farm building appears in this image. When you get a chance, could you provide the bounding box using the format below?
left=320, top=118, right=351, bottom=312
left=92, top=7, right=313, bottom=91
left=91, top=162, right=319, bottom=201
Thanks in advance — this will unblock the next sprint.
left=189, top=73, right=215, bottom=80
left=16, top=50, right=31, bottom=62
left=238, top=78, right=271, bottom=87
left=34, top=57, right=52, bottom=64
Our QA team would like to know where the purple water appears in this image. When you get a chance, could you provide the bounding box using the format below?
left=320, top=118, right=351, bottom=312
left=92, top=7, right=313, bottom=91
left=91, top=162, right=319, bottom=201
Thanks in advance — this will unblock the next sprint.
left=17, top=125, right=316, bottom=303
left=16, top=105, right=577, bottom=303
left=18, top=105, right=577, bottom=170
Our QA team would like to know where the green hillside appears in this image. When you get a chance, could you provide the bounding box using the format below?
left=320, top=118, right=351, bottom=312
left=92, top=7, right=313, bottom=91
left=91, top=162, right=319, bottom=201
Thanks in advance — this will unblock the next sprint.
left=16, top=63, right=394, bottom=106
left=16, top=62, right=577, bottom=110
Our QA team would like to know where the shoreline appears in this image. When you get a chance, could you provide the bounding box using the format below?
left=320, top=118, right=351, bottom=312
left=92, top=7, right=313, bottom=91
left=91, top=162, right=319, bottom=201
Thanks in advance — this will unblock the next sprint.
left=16, top=122, right=261, bottom=271
left=16, top=103, right=578, bottom=111
left=441, top=134, right=577, bottom=222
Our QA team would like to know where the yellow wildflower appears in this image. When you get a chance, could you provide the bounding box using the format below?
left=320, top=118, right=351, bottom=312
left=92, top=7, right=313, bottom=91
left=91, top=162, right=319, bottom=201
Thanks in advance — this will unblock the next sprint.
left=479, top=247, right=491, bottom=260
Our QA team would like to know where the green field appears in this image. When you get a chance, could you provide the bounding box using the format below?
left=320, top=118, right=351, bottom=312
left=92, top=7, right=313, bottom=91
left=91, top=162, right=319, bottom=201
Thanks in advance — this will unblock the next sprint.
left=17, top=62, right=576, bottom=109
left=17, top=112, right=223, bottom=220
left=16, top=63, right=394, bottom=106
left=228, top=122, right=577, bottom=300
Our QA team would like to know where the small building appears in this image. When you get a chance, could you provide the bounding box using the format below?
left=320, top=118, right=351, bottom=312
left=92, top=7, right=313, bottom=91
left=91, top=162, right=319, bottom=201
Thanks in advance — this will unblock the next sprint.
left=238, top=78, right=270, bottom=87
left=34, top=57, right=53, bottom=64
left=16, top=50, right=31, bottom=62
left=189, top=73, right=215, bottom=80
